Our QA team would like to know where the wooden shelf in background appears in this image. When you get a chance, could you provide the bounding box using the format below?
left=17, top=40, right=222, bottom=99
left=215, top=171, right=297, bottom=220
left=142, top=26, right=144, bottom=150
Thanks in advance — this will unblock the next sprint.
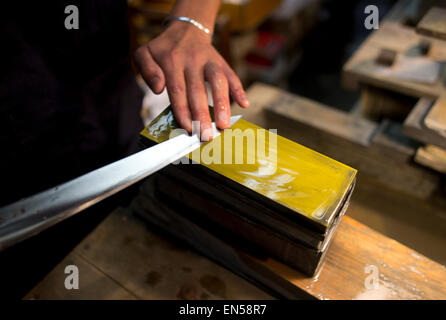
left=425, top=93, right=446, bottom=138
left=417, top=7, right=446, bottom=40
left=343, top=21, right=446, bottom=99
left=415, top=144, right=446, bottom=174
left=403, top=97, right=446, bottom=149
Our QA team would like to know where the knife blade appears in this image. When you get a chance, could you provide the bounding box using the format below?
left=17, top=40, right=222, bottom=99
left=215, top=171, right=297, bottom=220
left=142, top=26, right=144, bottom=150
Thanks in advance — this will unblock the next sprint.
left=0, top=115, right=242, bottom=249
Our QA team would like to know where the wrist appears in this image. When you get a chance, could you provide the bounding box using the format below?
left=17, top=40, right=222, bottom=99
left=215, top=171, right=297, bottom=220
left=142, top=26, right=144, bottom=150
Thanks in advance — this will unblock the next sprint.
left=164, top=19, right=212, bottom=43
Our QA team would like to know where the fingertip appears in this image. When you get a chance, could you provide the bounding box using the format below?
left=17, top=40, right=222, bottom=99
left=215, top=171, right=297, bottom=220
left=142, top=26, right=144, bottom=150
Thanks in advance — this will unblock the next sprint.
left=200, top=120, right=214, bottom=141
left=149, top=76, right=163, bottom=94
left=237, top=91, right=250, bottom=108
left=154, top=85, right=165, bottom=95
left=215, top=106, right=231, bottom=129
left=201, top=127, right=213, bottom=141
left=180, top=118, right=193, bottom=134
left=171, top=105, right=192, bottom=134
left=240, top=98, right=250, bottom=108
left=216, top=121, right=230, bottom=130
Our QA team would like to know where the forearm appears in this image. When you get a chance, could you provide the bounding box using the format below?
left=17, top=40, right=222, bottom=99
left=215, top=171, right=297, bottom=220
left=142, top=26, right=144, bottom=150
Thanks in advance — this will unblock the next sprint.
left=168, top=0, right=221, bottom=34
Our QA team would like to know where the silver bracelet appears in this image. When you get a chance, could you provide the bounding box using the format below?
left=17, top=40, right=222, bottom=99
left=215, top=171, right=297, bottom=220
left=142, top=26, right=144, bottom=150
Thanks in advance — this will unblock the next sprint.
left=163, top=16, right=212, bottom=36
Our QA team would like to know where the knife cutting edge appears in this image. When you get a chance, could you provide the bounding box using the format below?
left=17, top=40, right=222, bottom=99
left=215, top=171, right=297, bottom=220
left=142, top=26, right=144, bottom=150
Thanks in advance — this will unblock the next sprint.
left=0, top=115, right=242, bottom=250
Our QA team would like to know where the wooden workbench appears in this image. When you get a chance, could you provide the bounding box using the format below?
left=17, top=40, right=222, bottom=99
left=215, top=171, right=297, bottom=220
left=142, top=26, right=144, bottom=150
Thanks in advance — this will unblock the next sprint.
left=26, top=82, right=446, bottom=300
left=25, top=207, right=272, bottom=300
left=25, top=204, right=446, bottom=300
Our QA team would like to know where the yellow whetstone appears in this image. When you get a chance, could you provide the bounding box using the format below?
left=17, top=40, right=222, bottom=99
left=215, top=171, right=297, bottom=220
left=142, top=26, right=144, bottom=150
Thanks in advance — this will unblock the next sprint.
left=140, top=107, right=357, bottom=228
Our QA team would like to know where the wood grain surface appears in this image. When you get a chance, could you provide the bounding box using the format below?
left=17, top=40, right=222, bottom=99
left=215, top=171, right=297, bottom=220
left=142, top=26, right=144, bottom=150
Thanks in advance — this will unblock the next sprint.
left=26, top=207, right=446, bottom=300
left=403, top=97, right=446, bottom=149
left=343, top=21, right=446, bottom=98
left=257, top=215, right=446, bottom=300
left=417, top=7, right=446, bottom=40
left=415, top=144, right=446, bottom=174
left=26, top=208, right=272, bottom=300
left=425, top=93, right=446, bottom=137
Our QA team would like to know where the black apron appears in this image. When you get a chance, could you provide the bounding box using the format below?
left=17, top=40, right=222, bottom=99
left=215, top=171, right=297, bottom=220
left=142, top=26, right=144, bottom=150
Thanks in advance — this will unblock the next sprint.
left=0, top=0, right=143, bottom=206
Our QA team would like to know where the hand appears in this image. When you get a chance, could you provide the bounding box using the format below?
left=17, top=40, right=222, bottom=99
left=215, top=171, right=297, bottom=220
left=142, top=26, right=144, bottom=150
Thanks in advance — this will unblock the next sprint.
left=134, top=21, right=249, bottom=141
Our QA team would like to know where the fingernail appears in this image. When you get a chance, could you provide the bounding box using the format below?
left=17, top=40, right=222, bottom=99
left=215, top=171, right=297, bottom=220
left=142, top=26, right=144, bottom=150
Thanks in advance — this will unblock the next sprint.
left=150, top=76, right=160, bottom=90
left=241, top=94, right=250, bottom=106
left=182, top=119, right=192, bottom=134
left=201, top=127, right=213, bottom=141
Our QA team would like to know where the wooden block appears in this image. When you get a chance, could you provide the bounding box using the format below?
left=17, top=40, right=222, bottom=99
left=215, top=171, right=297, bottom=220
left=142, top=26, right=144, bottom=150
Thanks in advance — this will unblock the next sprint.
left=148, top=172, right=351, bottom=276
left=384, top=0, right=434, bottom=27
left=140, top=107, right=357, bottom=233
left=139, top=102, right=359, bottom=277
left=424, top=93, right=446, bottom=137
left=371, top=119, right=419, bottom=163
left=403, top=97, right=446, bottom=148
left=157, top=165, right=328, bottom=250
left=376, top=48, right=397, bottom=66
left=415, top=144, right=446, bottom=174
left=343, top=44, right=446, bottom=99
left=367, top=22, right=446, bottom=60
left=260, top=90, right=377, bottom=147
left=359, top=85, right=417, bottom=121
left=419, top=38, right=432, bottom=55
left=343, top=21, right=446, bottom=99
left=417, top=7, right=446, bottom=40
